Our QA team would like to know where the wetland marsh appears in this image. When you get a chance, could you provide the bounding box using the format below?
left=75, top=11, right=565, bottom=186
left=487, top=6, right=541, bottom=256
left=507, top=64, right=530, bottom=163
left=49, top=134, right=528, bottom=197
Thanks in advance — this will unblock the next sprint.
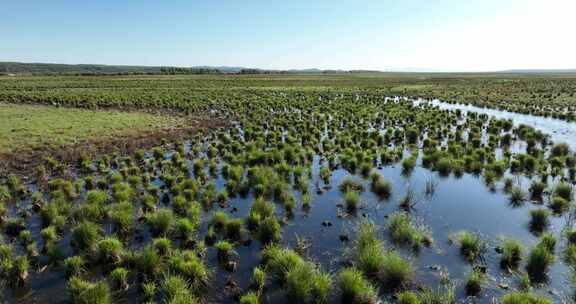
left=0, top=75, right=575, bottom=304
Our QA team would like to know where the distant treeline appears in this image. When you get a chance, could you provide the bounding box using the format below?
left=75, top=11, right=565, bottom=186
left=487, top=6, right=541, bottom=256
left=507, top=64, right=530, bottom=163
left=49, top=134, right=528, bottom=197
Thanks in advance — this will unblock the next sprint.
left=0, top=61, right=380, bottom=76
left=0, top=62, right=163, bottom=75
left=160, top=67, right=223, bottom=75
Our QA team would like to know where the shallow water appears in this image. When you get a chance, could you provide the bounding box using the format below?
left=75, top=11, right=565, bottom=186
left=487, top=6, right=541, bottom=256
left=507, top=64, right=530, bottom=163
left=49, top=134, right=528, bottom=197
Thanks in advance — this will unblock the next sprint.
left=422, top=98, right=576, bottom=148
left=4, top=97, right=576, bottom=303
left=196, top=155, right=572, bottom=303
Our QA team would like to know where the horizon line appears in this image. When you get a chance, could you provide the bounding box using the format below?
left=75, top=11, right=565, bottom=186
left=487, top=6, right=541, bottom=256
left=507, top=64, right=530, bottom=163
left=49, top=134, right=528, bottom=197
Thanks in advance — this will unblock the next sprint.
left=3, top=60, right=576, bottom=74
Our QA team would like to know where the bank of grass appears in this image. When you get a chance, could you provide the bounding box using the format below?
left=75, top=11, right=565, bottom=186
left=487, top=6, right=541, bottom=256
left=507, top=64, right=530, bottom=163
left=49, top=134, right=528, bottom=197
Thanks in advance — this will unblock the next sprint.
left=0, top=103, right=189, bottom=154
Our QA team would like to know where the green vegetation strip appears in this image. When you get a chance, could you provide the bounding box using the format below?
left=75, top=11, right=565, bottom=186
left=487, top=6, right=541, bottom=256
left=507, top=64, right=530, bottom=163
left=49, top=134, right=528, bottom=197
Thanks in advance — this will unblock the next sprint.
left=1, top=74, right=575, bottom=120
left=0, top=103, right=187, bottom=154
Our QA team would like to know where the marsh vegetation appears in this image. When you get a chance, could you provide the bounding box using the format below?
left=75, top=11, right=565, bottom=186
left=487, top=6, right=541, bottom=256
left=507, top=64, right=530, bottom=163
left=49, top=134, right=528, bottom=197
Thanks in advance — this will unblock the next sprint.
left=0, top=74, right=575, bottom=303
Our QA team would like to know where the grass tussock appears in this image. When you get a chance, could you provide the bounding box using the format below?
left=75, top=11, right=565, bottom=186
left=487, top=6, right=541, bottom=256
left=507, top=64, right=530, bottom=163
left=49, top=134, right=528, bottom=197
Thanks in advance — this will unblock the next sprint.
left=457, top=231, right=486, bottom=263
left=387, top=212, right=431, bottom=250
left=351, top=221, right=414, bottom=291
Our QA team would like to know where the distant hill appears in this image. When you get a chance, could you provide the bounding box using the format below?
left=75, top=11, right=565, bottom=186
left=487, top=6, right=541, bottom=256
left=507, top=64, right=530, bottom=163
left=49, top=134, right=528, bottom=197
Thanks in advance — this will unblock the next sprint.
left=0, top=61, right=378, bottom=76
left=0, top=62, right=165, bottom=75
left=496, top=69, right=576, bottom=75
left=0, top=62, right=253, bottom=75
left=4, top=61, right=574, bottom=76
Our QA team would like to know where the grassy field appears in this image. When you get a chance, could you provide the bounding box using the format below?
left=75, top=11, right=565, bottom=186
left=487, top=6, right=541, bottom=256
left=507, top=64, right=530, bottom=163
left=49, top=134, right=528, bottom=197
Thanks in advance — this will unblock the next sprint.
left=1, top=73, right=575, bottom=120
left=0, top=103, right=188, bottom=154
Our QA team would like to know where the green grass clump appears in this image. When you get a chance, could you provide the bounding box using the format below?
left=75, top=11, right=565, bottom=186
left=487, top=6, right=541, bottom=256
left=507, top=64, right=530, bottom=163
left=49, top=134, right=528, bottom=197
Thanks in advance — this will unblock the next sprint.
left=64, top=256, right=86, bottom=277
left=0, top=185, right=11, bottom=202
left=339, top=177, right=364, bottom=193
left=109, top=267, right=129, bottom=290
left=285, top=262, right=332, bottom=303
left=96, top=236, right=124, bottom=264
left=4, top=218, right=26, bottom=237
left=249, top=198, right=275, bottom=227
left=215, top=240, right=236, bottom=264
left=360, top=162, right=373, bottom=177
left=161, top=274, right=198, bottom=303
left=261, top=245, right=330, bottom=303
left=262, top=245, right=304, bottom=282
left=537, top=233, right=556, bottom=252
left=566, top=229, right=576, bottom=244
left=251, top=266, right=266, bottom=292
left=529, top=181, right=546, bottom=199
left=500, top=238, right=523, bottom=269
left=526, top=245, right=554, bottom=283
left=225, top=218, right=245, bottom=241
left=371, top=174, right=392, bottom=199
left=353, top=222, right=386, bottom=277
left=396, top=291, right=421, bottom=304
left=142, top=281, right=157, bottom=301
left=434, top=158, right=453, bottom=176
left=418, top=283, right=455, bottom=304
left=402, top=157, right=417, bottom=174
left=319, top=166, right=331, bottom=184
left=352, top=221, right=413, bottom=290
left=503, top=177, right=514, bottom=193
left=137, top=245, right=163, bottom=276
left=175, top=218, right=197, bottom=239
left=379, top=251, right=413, bottom=291
left=108, top=201, right=134, bottom=234
left=257, top=216, right=281, bottom=243
left=152, top=237, right=173, bottom=256
left=2, top=255, right=30, bottom=285
left=344, top=191, right=361, bottom=211
left=167, top=250, right=209, bottom=291
left=71, top=221, right=101, bottom=253
left=387, top=212, right=429, bottom=250
left=465, top=270, right=484, bottom=296
left=554, top=182, right=573, bottom=201
left=239, top=292, right=260, bottom=304
left=147, top=208, right=175, bottom=236
left=337, top=267, right=378, bottom=304
left=457, top=232, right=485, bottom=263
left=550, top=143, right=570, bottom=157
left=548, top=196, right=570, bottom=214
left=509, top=186, right=526, bottom=205
left=500, top=292, right=551, bottom=304
left=67, top=276, right=111, bottom=304
left=563, top=244, right=576, bottom=266
left=86, top=189, right=110, bottom=205
left=210, top=211, right=229, bottom=231
left=529, top=209, right=550, bottom=233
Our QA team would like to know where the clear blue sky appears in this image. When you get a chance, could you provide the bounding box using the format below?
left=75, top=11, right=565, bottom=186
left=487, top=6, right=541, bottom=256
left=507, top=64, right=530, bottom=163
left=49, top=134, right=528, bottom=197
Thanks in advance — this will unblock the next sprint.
left=1, top=0, right=575, bottom=71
